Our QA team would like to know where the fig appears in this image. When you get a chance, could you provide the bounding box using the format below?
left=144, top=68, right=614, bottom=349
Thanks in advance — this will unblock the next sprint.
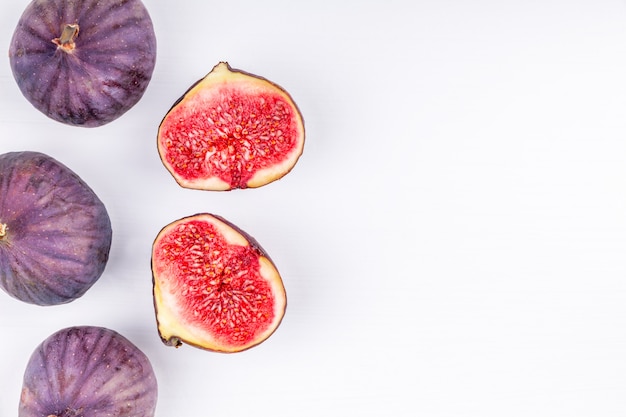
left=157, top=62, right=305, bottom=190
left=0, top=151, right=112, bottom=306
left=151, top=213, right=287, bottom=353
left=19, top=326, right=158, bottom=417
left=9, top=0, right=157, bottom=127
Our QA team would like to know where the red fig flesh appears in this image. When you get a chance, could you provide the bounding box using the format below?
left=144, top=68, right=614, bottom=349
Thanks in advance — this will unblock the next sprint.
left=151, top=213, right=287, bottom=353
left=157, top=62, right=305, bottom=190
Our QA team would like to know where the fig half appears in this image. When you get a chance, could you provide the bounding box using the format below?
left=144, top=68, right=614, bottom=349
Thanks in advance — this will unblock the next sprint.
left=0, top=151, right=112, bottom=306
left=157, top=62, right=305, bottom=190
left=9, top=0, right=157, bottom=127
left=151, top=213, right=287, bottom=353
left=19, top=326, right=158, bottom=417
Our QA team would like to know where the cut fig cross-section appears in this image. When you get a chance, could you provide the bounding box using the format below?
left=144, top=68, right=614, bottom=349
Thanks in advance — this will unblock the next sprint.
left=151, top=213, right=287, bottom=353
left=157, top=62, right=305, bottom=190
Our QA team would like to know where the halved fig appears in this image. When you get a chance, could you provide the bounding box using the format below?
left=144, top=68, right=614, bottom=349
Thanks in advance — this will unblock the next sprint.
left=0, top=151, right=112, bottom=306
left=151, top=213, right=287, bottom=353
left=19, top=326, right=158, bottom=417
left=157, top=62, right=305, bottom=190
left=9, top=0, right=157, bottom=127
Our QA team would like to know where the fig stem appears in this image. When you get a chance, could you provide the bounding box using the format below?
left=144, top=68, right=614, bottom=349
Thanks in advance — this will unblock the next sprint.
left=0, top=223, right=6, bottom=239
left=52, top=24, right=79, bottom=51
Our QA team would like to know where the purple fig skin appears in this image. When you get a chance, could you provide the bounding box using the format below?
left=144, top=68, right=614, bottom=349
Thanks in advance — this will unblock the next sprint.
left=19, top=326, right=158, bottom=417
left=0, top=151, right=112, bottom=306
left=9, top=0, right=157, bottom=127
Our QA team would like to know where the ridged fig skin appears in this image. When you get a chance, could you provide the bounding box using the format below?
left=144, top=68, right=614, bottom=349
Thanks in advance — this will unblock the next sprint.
left=0, top=151, right=112, bottom=306
left=19, top=326, right=158, bottom=417
left=9, top=0, right=157, bottom=127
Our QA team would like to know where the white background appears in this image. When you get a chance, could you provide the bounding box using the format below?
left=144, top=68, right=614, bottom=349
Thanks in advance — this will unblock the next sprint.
left=2, top=0, right=626, bottom=415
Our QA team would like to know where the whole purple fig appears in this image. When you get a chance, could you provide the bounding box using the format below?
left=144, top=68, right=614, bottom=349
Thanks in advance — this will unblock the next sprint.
left=0, top=151, right=112, bottom=306
left=9, top=0, right=157, bottom=127
left=19, top=326, right=158, bottom=417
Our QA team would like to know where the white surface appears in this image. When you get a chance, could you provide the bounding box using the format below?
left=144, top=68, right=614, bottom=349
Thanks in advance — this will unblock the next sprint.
left=2, top=0, right=626, bottom=415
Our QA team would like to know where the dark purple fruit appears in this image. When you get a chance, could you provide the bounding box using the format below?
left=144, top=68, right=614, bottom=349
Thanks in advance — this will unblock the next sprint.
left=9, top=0, right=157, bottom=127
left=151, top=213, right=287, bottom=353
left=0, top=151, right=112, bottom=306
left=19, top=326, right=158, bottom=417
left=157, top=62, right=305, bottom=190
